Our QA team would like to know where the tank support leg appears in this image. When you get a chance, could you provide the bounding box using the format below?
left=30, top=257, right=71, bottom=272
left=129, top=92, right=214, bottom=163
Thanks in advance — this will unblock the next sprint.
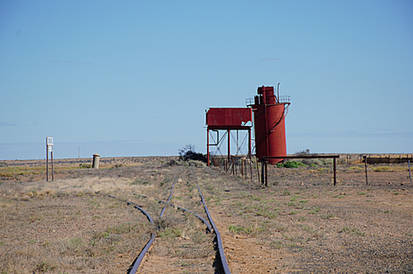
left=207, top=128, right=210, bottom=166
left=248, top=128, right=251, bottom=158
left=227, top=129, right=230, bottom=162
left=260, top=161, right=268, bottom=186
left=364, top=156, right=368, bottom=185
left=265, top=161, right=268, bottom=187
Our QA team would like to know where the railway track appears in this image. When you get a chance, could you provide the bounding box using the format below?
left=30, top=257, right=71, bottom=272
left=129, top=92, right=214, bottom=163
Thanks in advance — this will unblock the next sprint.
left=111, top=175, right=231, bottom=273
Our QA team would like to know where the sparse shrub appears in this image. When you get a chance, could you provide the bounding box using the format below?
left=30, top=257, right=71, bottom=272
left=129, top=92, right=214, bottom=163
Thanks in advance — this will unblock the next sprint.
left=281, top=190, right=291, bottom=196
left=373, top=166, right=392, bottom=172
left=349, top=166, right=363, bottom=172
left=79, top=163, right=91, bottom=169
left=287, top=201, right=296, bottom=207
left=228, top=225, right=253, bottom=234
left=277, top=161, right=305, bottom=168
left=192, top=231, right=207, bottom=244
left=321, top=213, right=335, bottom=220
left=34, top=261, right=56, bottom=272
left=338, top=226, right=365, bottom=236
left=165, top=159, right=180, bottom=166
left=270, top=240, right=283, bottom=249
left=107, top=223, right=137, bottom=234
left=308, top=206, right=320, bottom=214
left=67, top=237, right=84, bottom=252
left=131, top=178, right=150, bottom=185
left=158, top=227, right=182, bottom=238
left=178, top=145, right=207, bottom=163
left=295, top=149, right=310, bottom=155
left=255, top=207, right=278, bottom=219
left=301, top=159, right=323, bottom=166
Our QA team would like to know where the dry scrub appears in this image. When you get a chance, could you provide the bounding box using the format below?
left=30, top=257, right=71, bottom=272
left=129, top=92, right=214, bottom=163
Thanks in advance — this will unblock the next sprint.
left=1, top=157, right=412, bottom=273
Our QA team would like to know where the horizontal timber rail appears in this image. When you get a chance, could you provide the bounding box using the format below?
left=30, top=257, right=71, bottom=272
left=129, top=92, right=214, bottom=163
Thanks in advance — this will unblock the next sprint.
left=264, top=154, right=340, bottom=159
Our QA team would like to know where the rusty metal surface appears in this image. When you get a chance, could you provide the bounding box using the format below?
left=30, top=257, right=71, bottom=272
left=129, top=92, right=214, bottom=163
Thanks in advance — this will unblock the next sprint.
left=206, top=108, right=252, bottom=129
left=251, top=86, right=290, bottom=165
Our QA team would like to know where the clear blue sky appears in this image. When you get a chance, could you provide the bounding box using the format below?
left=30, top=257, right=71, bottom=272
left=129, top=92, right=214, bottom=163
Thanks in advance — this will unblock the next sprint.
left=1, top=0, right=412, bottom=160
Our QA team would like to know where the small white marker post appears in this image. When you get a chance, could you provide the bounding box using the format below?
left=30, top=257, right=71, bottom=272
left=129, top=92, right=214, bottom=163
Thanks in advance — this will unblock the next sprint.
left=46, top=137, right=54, bottom=181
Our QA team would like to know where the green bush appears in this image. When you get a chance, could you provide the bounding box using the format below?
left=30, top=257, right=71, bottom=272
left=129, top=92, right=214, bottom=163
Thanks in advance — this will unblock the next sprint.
left=277, top=161, right=306, bottom=168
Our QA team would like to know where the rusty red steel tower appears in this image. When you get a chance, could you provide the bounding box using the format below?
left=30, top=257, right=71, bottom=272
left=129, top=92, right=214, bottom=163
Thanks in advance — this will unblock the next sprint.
left=248, top=86, right=291, bottom=164
left=206, top=108, right=252, bottom=166
left=206, top=85, right=290, bottom=167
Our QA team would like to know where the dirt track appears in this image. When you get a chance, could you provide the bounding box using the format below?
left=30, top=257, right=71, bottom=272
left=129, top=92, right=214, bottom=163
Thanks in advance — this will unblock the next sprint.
left=1, top=157, right=412, bottom=273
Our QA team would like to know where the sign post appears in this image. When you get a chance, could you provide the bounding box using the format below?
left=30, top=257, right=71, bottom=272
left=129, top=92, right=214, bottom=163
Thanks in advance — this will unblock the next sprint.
left=46, top=137, right=54, bottom=181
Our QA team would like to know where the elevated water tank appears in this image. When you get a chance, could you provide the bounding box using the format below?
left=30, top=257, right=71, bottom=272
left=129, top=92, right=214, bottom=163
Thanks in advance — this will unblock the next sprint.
left=250, top=86, right=290, bottom=164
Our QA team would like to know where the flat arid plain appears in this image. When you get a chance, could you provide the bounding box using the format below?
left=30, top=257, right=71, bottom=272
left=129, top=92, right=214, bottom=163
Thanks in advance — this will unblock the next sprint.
left=1, top=156, right=412, bottom=273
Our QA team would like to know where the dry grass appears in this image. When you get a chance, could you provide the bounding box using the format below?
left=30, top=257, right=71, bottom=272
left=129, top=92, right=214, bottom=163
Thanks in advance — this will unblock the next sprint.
left=0, top=157, right=412, bottom=273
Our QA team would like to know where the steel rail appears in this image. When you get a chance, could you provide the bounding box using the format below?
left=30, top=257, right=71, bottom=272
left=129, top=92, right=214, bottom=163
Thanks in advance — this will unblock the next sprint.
left=106, top=195, right=156, bottom=274
left=109, top=179, right=229, bottom=273
left=128, top=205, right=156, bottom=274
left=159, top=200, right=212, bottom=233
left=160, top=180, right=176, bottom=218
left=109, top=193, right=211, bottom=233
left=197, top=185, right=231, bottom=274
left=131, top=179, right=177, bottom=273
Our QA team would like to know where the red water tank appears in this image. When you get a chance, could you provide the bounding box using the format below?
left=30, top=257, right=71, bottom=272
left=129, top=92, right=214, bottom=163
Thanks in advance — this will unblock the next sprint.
left=252, top=86, right=290, bottom=164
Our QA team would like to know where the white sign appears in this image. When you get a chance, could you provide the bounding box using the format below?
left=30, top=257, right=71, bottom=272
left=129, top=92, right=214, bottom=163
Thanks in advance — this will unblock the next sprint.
left=46, top=137, right=54, bottom=152
left=46, top=137, right=54, bottom=146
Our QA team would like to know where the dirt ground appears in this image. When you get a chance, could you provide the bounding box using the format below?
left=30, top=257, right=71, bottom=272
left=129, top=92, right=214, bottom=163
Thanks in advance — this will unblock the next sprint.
left=0, top=156, right=412, bottom=273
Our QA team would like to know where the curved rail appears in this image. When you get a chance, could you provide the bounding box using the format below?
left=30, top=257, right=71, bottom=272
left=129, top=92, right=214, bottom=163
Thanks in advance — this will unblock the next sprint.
left=132, top=179, right=177, bottom=272
left=159, top=200, right=212, bottom=233
left=128, top=205, right=156, bottom=274
left=109, top=179, right=231, bottom=274
left=197, top=185, right=231, bottom=274
left=106, top=195, right=156, bottom=274
left=160, top=180, right=176, bottom=218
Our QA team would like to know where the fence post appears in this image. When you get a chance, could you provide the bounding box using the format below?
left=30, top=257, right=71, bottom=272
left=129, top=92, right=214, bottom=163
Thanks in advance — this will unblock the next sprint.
left=46, top=140, right=49, bottom=181
left=261, top=161, right=265, bottom=185
left=333, top=157, right=337, bottom=186
left=249, top=158, right=253, bottom=183
left=364, top=156, right=368, bottom=185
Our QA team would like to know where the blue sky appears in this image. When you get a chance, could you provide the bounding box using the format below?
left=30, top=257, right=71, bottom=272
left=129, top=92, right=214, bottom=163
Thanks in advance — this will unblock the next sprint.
left=1, top=0, right=412, bottom=160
